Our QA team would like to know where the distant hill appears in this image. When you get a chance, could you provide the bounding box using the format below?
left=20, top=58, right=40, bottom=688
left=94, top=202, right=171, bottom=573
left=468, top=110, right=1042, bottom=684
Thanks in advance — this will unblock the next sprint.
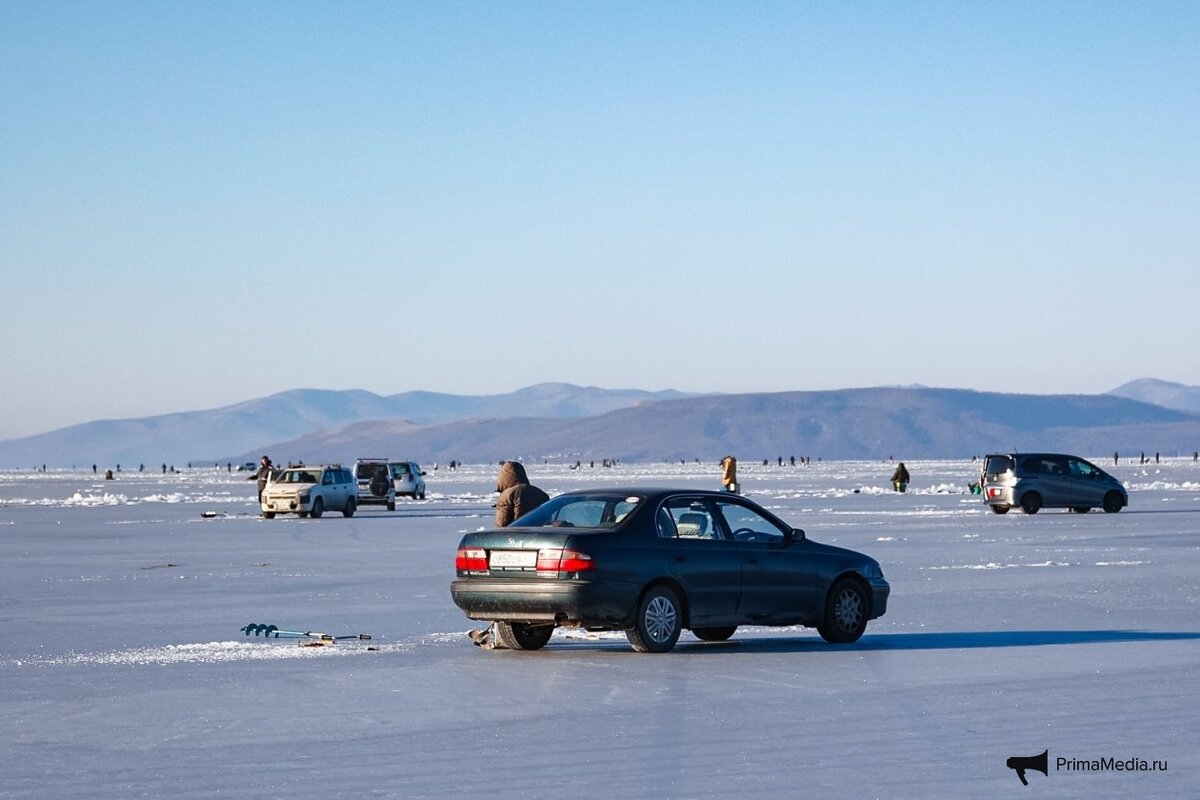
left=0, top=383, right=695, bottom=468
left=221, top=387, right=1200, bottom=466
left=8, top=382, right=1199, bottom=469
left=1109, top=378, right=1200, bottom=414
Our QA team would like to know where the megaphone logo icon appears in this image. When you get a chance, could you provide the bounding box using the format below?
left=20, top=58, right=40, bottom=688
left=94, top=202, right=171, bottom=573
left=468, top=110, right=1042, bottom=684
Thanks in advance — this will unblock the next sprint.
left=1006, top=749, right=1049, bottom=786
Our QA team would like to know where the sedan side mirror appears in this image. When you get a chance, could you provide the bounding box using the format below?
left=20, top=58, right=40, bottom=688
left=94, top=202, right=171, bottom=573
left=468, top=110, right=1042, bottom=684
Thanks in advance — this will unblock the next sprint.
left=787, top=528, right=806, bottom=543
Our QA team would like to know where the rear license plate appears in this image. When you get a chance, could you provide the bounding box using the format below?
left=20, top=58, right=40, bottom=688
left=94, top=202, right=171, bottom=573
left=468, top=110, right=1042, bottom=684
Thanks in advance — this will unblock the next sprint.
left=489, top=550, right=537, bottom=569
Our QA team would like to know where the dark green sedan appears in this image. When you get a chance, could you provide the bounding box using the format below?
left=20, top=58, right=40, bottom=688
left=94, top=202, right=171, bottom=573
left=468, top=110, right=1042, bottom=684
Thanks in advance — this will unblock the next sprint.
left=451, top=487, right=889, bottom=653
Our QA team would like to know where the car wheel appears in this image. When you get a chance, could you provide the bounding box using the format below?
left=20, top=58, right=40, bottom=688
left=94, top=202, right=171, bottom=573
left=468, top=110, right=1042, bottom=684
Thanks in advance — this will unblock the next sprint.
left=1019, top=492, right=1042, bottom=514
left=1071, top=506, right=1091, bottom=514
left=691, top=626, right=737, bottom=642
left=818, top=578, right=868, bottom=644
left=419, top=490, right=426, bottom=500
left=1102, top=491, right=1124, bottom=513
left=262, top=511, right=276, bottom=519
left=627, top=585, right=682, bottom=653
left=495, top=622, right=554, bottom=651
left=297, top=511, right=309, bottom=519
left=990, top=505, right=1009, bottom=515
left=310, top=497, right=324, bottom=519
left=342, top=497, right=356, bottom=518
left=369, top=476, right=389, bottom=497
left=387, top=499, right=396, bottom=512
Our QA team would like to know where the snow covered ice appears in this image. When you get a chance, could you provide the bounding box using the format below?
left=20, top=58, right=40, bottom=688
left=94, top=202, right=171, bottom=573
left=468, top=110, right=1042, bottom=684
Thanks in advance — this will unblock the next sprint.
left=2, top=458, right=1198, bottom=799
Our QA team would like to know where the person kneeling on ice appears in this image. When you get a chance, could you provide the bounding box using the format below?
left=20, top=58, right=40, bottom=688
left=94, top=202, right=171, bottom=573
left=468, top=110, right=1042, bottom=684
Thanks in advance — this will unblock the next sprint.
left=470, top=461, right=550, bottom=649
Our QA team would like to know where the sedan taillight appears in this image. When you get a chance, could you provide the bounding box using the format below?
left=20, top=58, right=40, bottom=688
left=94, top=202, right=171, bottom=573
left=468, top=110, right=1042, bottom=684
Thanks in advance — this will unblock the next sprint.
left=456, top=547, right=488, bottom=571
left=536, top=548, right=595, bottom=573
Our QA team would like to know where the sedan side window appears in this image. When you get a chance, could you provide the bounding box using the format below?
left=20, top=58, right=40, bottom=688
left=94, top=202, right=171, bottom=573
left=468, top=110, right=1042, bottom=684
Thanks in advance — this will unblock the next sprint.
left=661, top=500, right=722, bottom=541
left=716, top=501, right=787, bottom=543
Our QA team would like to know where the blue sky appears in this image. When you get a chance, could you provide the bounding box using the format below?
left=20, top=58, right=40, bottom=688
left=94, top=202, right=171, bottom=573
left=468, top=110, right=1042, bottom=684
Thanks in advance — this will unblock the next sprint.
left=2, top=2, right=1197, bottom=440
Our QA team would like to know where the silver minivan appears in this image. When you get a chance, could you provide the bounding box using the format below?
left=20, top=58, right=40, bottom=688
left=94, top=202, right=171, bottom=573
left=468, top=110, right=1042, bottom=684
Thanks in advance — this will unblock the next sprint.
left=981, top=453, right=1128, bottom=515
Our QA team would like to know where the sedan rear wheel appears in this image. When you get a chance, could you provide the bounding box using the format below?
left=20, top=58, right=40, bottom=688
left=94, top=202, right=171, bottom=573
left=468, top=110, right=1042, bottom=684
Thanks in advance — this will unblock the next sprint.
left=627, top=586, right=682, bottom=653
left=818, top=579, right=868, bottom=644
left=495, top=622, right=554, bottom=651
left=691, top=626, right=737, bottom=642
left=990, top=505, right=1009, bottom=515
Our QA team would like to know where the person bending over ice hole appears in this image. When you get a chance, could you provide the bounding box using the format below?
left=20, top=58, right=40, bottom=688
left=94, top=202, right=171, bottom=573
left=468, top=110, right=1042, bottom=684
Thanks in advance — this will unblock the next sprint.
left=470, top=461, right=550, bottom=649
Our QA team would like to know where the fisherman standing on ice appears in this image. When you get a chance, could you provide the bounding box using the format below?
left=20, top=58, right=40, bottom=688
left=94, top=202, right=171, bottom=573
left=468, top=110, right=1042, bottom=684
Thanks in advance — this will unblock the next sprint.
left=248, top=455, right=273, bottom=504
left=471, top=461, right=550, bottom=648
left=720, top=455, right=739, bottom=494
left=891, top=462, right=910, bottom=493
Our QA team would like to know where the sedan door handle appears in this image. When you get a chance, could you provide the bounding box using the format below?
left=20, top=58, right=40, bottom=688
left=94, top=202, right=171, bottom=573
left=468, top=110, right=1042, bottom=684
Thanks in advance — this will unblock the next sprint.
left=674, top=556, right=687, bottom=563
left=744, top=557, right=759, bottom=565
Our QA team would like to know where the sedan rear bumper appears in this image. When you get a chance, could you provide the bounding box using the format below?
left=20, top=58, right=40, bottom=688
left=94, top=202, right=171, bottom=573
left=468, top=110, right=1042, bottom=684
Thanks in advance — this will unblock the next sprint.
left=450, top=578, right=639, bottom=626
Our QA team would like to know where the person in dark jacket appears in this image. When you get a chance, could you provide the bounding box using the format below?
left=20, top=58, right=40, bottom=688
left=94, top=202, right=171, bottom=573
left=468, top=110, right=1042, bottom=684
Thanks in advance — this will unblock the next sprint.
left=494, top=460, right=550, bottom=528
left=471, top=461, right=551, bottom=649
left=891, top=462, right=910, bottom=493
left=247, top=455, right=273, bottom=504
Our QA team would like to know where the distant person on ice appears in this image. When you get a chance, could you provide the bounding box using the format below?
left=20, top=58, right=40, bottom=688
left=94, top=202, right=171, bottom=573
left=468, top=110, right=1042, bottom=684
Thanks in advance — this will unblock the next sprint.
left=891, top=462, right=910, bottom=493
left=247, top=455, right=273, bottom=504
left=720, top=455, right=739, bottom=494
left=493, top=460, right=550, bottom=528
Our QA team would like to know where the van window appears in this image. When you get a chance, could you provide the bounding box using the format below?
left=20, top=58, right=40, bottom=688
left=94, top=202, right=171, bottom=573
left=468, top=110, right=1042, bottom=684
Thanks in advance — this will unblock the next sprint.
left=983, top=455, right=1014, bottom=479
left=1022, top=456, right=1067, bottom=476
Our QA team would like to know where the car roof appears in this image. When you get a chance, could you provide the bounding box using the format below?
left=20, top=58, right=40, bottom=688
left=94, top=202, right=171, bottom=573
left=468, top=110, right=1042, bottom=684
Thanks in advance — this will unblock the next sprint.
left=556, top=487, right=748, bottom=501
left=988, top=452, right=1081, bottom=459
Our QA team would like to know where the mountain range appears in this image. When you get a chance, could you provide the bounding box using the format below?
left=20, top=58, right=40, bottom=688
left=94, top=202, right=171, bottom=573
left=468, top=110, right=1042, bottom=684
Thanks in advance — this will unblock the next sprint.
left=3, top=379, right=1199, bottom=469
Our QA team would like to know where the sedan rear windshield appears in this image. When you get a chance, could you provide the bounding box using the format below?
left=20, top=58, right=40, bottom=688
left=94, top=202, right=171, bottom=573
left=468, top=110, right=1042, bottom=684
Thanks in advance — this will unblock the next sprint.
left=512, top=493, right=644, bottom=529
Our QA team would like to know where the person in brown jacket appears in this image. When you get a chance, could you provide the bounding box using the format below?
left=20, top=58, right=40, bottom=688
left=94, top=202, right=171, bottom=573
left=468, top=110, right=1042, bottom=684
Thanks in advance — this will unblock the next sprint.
left=471, top=461, right=551, bottom=649
left=494, top=460, right=550, bottom=528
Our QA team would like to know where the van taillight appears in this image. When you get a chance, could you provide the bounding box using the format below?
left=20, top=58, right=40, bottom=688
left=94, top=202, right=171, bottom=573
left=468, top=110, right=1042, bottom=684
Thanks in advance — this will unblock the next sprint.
left=456, top=547, right=488, bottom=571
left=536, top=548, right=595, bottom=573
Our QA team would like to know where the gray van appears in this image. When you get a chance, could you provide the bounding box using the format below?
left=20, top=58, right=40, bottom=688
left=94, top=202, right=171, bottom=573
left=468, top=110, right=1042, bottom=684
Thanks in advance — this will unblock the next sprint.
left=981, top=453, right=1128, bottom=515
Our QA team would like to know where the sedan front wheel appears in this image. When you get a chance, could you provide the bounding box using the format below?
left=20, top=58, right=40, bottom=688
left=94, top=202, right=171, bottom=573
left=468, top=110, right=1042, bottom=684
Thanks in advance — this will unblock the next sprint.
left=818, top=579, right=868, bottom=644
left=627, top=586, right=682, bottom=653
